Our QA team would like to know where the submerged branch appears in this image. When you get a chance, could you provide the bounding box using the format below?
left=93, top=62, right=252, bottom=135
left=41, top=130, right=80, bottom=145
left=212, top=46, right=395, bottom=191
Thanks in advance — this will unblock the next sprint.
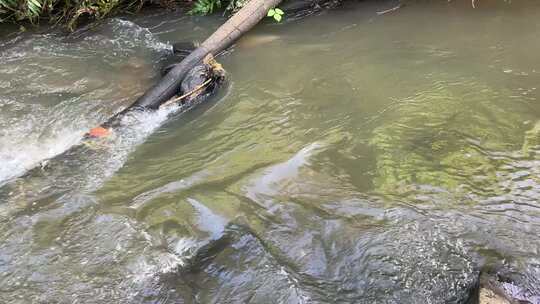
left=376, top=3, right=403, bottom=16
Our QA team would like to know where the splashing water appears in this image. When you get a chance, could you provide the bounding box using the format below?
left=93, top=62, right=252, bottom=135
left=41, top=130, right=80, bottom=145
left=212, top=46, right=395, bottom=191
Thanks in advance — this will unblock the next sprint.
left=0, top=19, right=172, bottom=185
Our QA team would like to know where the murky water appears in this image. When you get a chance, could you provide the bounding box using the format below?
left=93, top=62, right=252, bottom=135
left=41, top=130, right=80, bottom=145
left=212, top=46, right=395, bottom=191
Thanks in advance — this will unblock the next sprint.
left=1, top=1, right=540, bottom=303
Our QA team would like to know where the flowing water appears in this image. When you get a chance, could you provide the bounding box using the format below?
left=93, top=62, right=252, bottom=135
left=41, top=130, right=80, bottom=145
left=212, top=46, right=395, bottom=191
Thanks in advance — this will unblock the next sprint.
left=1, top=1, right=540, bottom=303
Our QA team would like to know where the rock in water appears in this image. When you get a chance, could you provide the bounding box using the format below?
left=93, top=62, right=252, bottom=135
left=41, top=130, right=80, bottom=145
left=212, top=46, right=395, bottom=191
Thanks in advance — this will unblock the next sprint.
left=479, top=287, right=511, bottom=304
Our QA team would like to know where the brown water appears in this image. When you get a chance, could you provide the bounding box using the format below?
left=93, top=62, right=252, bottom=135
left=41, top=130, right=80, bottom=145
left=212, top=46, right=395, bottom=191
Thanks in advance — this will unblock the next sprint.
left=1, top=1, right=540, bottom=303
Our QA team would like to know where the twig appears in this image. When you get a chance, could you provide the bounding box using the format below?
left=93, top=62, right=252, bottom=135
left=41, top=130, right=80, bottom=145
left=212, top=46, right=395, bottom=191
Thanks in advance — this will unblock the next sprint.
left=160, top=78, right=212, bottom=108
left=377, top=3, right=403, bottom=16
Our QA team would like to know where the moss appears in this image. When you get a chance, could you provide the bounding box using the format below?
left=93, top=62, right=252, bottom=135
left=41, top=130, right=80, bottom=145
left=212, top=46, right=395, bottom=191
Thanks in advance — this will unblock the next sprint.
left=369, top=79, right=528, bottom=197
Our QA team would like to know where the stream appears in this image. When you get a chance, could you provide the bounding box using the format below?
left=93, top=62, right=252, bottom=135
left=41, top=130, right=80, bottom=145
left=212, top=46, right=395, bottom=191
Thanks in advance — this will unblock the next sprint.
left=1, top=0, right=540, bottom=303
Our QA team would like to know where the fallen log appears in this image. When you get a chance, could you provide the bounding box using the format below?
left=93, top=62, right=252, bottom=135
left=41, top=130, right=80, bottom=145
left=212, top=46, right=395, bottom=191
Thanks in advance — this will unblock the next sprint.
left=88, top=0, right=345, bottom=136
left=96, top=44, right=225, bottom=132
left=128, top=0, right=340, bottom=113
left=129, top=0, right=284, bottom=111
left=87, top=0, right=284, bottom=137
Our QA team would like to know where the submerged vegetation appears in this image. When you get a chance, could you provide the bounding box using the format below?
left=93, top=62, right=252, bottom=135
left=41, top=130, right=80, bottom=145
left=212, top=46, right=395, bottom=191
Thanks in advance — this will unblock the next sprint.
left=0, top=0, right=248, bottom=29
left=369, top=79, right=534, bottom=198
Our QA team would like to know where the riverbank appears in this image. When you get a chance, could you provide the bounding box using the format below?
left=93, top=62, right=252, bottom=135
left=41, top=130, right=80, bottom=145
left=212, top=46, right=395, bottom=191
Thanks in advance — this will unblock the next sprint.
left=0, top=0, right=194, bottom=30
left=0, top=0, right=238, bottom=30
left=0, top=0, right=516, bottom=31
left=0, top=0, right=339, bottom=30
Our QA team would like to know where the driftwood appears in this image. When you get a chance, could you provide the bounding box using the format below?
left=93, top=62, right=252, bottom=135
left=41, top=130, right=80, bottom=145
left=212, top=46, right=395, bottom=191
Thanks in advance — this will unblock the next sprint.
left=109, top=0, right=341, bottom=116
left=130, top=0, right=284, bottom=111
left=87, top=0, right=284, bottom=137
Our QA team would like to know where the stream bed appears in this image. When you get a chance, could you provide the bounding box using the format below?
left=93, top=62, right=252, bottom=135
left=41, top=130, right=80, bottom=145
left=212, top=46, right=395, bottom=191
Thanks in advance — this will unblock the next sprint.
left=1, top=0, right=540, bottom=303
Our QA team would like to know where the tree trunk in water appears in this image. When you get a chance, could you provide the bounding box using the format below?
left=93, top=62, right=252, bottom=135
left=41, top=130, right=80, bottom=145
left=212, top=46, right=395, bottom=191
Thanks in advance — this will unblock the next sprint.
left=131, top=0, right=284, bottom=110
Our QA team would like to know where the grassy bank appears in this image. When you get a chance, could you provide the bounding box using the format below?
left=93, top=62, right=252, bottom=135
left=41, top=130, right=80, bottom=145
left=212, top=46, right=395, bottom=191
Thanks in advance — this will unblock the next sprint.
left=0, top=0, right=245, bottom=29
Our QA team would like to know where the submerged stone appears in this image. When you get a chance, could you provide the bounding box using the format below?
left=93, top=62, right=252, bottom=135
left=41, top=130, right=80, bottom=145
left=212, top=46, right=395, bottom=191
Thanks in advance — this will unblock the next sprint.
left=479, top=287, right=510, bottom=304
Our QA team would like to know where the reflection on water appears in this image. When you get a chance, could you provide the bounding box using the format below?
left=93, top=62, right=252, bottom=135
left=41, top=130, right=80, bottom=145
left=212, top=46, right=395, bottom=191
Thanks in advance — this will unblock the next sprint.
left=1, top=1, right=540, bottom=303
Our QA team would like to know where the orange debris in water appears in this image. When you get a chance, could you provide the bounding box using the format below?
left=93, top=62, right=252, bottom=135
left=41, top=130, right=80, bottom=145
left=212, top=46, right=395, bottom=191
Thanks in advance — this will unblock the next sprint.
left=87, top=127, right=110, bottom=138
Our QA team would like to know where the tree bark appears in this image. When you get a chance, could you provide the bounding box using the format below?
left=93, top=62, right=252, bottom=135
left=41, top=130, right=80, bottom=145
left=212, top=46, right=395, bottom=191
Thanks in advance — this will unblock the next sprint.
left=130, top=0, right=284, bottom=110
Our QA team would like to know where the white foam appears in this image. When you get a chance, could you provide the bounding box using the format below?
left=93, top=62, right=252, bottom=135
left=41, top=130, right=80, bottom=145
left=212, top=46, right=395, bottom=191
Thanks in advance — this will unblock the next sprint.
left=0, top=127, right=86, bottom=185
left=0, top=18, right=176, bottom=187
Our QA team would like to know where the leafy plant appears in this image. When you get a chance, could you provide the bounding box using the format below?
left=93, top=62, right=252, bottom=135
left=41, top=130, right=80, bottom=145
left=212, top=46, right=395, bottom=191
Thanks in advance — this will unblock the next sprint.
left=188, top=0, right=221, bottom=15
left=0, top=0, right=46, bottom=22
left=27, top=0, right=42, bottom=19
left=267, top=7, right=283, bottom=22
left=0, top=0, right=136, bottom=26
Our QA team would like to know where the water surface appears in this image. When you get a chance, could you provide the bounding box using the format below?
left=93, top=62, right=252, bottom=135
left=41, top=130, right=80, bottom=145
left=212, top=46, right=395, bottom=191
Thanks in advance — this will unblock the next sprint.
left=1, top=1, right=540, bottom=303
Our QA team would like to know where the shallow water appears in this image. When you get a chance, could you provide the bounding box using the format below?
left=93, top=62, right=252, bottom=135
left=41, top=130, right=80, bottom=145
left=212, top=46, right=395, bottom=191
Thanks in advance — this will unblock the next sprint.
left=1, top=1, right=540, bottom=303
